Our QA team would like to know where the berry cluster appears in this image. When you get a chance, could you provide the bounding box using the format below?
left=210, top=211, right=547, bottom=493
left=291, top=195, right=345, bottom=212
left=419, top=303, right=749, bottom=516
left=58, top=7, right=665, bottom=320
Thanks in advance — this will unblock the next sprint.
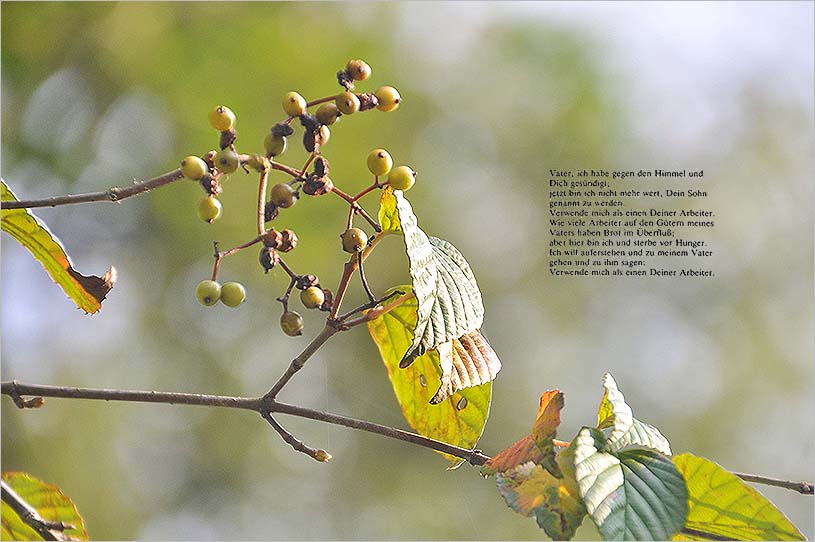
left=182, top=59, right=416, bottom=337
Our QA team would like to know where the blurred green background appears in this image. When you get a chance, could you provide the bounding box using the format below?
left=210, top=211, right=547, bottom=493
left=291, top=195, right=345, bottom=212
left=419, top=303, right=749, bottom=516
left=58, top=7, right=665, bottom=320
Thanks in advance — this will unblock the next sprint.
left=2, top=2, right=813, bottom=540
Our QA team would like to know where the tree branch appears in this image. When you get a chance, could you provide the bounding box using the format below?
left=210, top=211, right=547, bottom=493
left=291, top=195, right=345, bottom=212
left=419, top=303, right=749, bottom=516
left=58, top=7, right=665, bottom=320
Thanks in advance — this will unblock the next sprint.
left=0, top=170, right=185, bottom=210
left=1, top=380, right=486, bottom=465
left=3, top=380, right=813, bottom=486
left=733, top=472, right=814, bottom=495
left=1, top=479, right=73, bottom=541
left=0, top=381, right=259, bottom=411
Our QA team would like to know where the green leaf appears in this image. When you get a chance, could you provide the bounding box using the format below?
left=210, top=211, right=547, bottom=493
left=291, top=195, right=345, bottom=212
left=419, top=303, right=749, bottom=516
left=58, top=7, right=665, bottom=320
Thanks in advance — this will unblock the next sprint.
left=571, top=427, right=689, bottom=540
left=597, top=373, right=671, bottom=455
left=1, top=471, right=89, bottom=541
left=367, top=287, right=491, bottom=467
left=672, top=454, right=805, bottom=541
left=1, top=180, right=116, bottom=314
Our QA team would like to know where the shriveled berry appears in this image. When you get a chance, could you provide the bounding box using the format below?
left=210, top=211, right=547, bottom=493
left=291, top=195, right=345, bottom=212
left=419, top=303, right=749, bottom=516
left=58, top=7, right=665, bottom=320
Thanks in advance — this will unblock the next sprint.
left=270, top=183, right=296, bottom=209
left=282, top=91, right=307, bottom=117
left=366, top=149, right=393, bottom=177
left=341, top=227, right=368, bottom=253
left=264, top=133, right=287, bottom=157
left=259, top=246, right=279, bottom=272
left=388, top=165, right=416, bottom=191
left=278, top=229, right=298, bottom=252
left=215, top=148, right=240, bottom=174
left=346, top=59, right=371, bottom=81
left=271, top=122, right=294, bottom=138
left=208, top=105, right=236, bottom=131
left=296, top=274, right=319, bottom=289
left=198, top=196, right=222, bottom=223
left=315, top=103, right=340, bottom=125
left=375, top=86, right=401, bottom=112
left=280, top=310, right=304, bottom=336
left=196, top=280, right=221, bottom=306
left=220, top=282, right=246, bottom=307
left=300, top=286, right=325, bottom=309
left=181, top=155, right=208, bottom=180
left=335, top=91, right=360, bottom=115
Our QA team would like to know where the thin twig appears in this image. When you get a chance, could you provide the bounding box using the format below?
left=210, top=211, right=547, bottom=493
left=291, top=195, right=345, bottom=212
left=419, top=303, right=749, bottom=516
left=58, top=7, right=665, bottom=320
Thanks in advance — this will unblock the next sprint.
left=328, top=259, right=358, bottom=320
left=1, top=170, right=185, bottom=210
left=269, top=160, right=303, bottom=179
left=331, top=187, right=382, bottom=232
left=257, top=169, right=269, bottom=236
left=353, top=179, right=385, bottom=201
left=306, top=95, right=337, bottom=108
left=301, top=151, right=318, bottom=175
left=260, top=410, right=326, bottom=462
left=357, top=250, right=376, bottom=302
left=734, top=472, right=814, bottom=495
left=261, top=324, right=340, bottom=401
left=337, top=289, right=405, bottom=323
left=341, top=291, right=413, bottom=328
left=1, top=479, right=72, bottom=541
left=272, top=401, right=490, bottom=466
left=212, top=237, right=263, bottom=281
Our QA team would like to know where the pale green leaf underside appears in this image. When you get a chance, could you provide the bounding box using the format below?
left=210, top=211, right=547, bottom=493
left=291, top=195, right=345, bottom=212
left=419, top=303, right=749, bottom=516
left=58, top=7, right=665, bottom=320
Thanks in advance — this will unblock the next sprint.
left=572, top=427, right=688, bottom=541
left=420, top=236, right=484, bottom=352
left=1, top=180, right=115, bottom=314
left=1, top=471, right=89, bottom=540
left=378, top=189, right=486, bottom=368
left=379, top=187, right=437, bottom=362
left=672, top=454, right=804, bottom=541
left=598, top=373, right=671, bottom=456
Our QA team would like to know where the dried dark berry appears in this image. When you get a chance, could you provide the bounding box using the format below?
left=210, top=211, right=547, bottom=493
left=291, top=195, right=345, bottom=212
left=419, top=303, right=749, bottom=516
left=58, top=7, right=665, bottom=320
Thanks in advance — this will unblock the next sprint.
left=271, top=122, right=294, bottom=138
left=356, top=92, right=379, bottom=112
left=296, top=274, right=320, bottom=290
left=313, top=156, right=330, bottom=178
left=199, top=173, right=222, bottom=196
left=318, top=288, right=334, bottom=312
left=299, top=114, right=320, bottom=133
left=302, top=174, right=333, bottom=196
left=337, top=69, right=355, bottom=90
left=264, top=201, right=280, bottom=222
left=219, top=129, right=237, bottom=150
left=259, top=246, right=279, bottom=273
left=279, top=229, right=298, bottom=253
left=261, top=228, right=284, bottom=248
